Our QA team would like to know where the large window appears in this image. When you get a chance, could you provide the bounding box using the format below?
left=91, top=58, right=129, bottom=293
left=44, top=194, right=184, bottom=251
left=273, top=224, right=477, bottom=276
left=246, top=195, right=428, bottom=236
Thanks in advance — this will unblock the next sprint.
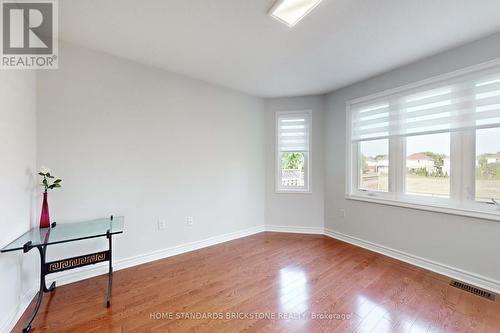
left=276, top=111, right=311, bottom=192
left=347, top=61, right=500, bottom=219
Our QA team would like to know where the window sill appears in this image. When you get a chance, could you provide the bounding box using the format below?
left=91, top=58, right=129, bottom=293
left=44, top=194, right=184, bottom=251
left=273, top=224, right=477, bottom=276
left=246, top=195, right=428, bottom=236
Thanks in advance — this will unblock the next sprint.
left=345, top=193, right=500, bottom=222
left=276, top=189, right=312, bottom=194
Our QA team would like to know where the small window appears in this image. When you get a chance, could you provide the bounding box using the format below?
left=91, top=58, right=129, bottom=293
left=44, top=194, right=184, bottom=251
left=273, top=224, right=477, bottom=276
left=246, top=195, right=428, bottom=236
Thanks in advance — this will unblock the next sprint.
left=276, top=111, right=311, bottom=192
left=476, top=127, right=500, bottom=202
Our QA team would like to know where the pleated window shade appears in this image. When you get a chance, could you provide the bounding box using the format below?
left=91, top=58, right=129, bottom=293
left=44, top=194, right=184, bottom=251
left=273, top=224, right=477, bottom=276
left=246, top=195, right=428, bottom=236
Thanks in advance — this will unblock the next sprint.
left=351, top=65, right=500, bottom=142
left=277, top=112, right=311, bottom=152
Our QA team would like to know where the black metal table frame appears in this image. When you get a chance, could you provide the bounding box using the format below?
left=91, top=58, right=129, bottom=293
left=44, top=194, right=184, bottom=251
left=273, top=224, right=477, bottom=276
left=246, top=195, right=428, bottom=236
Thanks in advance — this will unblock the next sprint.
left=21, top=216, right=115, bottom=333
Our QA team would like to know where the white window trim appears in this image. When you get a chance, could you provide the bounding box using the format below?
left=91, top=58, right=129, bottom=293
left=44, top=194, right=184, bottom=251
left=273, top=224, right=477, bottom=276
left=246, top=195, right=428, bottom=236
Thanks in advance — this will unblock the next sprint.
left=345, top=58, right=500, bottom=222
left=276, top=110, right=312, bottom=194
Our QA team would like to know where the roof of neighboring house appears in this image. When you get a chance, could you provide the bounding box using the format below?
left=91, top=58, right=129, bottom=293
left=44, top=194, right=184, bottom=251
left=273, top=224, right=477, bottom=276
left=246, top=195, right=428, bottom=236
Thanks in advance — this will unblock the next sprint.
left=479, top=152, right=500, bottom=159
left=375, top=155, right=388, bottom=160
left=407, top=153, right=433, bottom=161
left=365, top=155, right=388, bottom=162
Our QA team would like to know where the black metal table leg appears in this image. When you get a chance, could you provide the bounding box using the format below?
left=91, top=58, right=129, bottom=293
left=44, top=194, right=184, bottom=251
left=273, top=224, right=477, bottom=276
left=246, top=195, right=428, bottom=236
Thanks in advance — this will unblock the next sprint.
left=43, top=280, right=56, bottom=293
left=23, top=245, right=55, bottom=333
left=106, top=231, right=113, bottom=307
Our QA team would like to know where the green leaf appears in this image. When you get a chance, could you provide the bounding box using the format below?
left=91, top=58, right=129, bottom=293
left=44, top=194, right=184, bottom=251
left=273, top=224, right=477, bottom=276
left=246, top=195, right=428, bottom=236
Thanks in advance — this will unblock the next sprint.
left=38, top=172, right=45, bottom=176
left=42, top=179, right=48, bottom=185
left=48, top=185, right=55, bottom=189
left=46, top=174, right=54, bottom=179
left=54, top=179, right=62, bottom=183
left=54, top=183, right=61, bottom=188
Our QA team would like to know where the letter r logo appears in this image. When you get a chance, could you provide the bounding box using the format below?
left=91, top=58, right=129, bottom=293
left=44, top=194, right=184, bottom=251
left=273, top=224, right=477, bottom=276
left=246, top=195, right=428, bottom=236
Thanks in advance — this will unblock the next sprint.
left=2, top=1, right=53, bottom=54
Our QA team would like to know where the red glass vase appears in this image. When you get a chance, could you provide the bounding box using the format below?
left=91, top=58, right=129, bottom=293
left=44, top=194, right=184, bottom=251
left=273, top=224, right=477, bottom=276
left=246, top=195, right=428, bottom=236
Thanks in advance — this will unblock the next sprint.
left=40, top=191, right=50, bottom=228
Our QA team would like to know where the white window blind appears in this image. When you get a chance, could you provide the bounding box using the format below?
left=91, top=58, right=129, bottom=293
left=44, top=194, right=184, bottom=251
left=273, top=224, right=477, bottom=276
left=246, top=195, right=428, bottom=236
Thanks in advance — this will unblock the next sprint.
left=351, top=66, right=500, bottom=142
left=278, top=112, right=311, bottom=152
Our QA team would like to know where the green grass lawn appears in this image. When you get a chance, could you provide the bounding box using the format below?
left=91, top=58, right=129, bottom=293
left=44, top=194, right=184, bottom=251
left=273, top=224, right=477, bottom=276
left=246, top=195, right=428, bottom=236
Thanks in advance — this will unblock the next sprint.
left=476, top=179, right=500, bottom=201
left=361, top=173, right=500, bottom=200
left=406, top=174, right=449, bottom=197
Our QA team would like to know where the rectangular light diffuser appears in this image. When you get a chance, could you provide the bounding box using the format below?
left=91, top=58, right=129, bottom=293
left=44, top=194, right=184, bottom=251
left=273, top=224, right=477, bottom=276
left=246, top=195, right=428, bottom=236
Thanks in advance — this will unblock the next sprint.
left=269, top=0, right=323, bottom=27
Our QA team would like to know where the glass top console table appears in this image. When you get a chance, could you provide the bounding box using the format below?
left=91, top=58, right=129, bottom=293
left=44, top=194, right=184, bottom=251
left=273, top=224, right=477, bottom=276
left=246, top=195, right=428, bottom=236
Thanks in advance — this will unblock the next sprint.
left=1, top=216, right=124, bottom=333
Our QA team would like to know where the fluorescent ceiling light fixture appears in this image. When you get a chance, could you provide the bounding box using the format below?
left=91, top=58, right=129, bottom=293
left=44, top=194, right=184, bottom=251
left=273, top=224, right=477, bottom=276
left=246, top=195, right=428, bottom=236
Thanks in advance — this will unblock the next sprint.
left=269, top=0, right=323, bottom=27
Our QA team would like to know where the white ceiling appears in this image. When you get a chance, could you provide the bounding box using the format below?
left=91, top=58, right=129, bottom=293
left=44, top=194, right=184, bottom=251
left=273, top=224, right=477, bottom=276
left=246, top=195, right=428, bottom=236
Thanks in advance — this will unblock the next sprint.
left=60, top=0, right=500, bottom=98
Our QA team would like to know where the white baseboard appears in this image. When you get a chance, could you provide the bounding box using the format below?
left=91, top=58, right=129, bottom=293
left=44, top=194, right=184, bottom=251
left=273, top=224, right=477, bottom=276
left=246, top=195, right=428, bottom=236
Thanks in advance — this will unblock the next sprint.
left=1, top=299, right=21, bottom=333
left=324, top=228, right=500, bottom=294
left=264, top=225, right=324, bottom=234
left=1, top=286, right=38, bottom=333
left=1, top=302, right=19, bottom=333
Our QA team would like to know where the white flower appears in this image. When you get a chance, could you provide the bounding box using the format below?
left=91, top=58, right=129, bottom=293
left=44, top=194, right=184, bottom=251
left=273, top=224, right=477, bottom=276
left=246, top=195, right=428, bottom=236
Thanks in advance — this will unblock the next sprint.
left=39, top=166, right=51, bottom=174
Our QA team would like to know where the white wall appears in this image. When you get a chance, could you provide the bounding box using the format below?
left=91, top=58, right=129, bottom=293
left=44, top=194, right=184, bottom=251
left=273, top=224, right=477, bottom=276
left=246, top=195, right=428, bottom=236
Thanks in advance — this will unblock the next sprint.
left=0, top=71, right=37, bottom=332
left=36, top=42, right=265, bottom=266
left=325, top=32, right=500, bottom=287
left=264, top=96, right=325, bottom=230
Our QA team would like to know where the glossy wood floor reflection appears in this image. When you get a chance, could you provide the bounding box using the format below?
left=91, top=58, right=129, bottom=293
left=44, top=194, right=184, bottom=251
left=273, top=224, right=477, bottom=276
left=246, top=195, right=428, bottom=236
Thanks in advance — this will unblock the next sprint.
left=13, top=232, right=500, bottom=332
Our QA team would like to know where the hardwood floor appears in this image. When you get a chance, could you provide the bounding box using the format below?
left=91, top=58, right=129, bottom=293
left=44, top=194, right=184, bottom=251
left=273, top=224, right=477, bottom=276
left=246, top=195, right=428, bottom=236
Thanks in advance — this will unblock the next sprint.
left=13, top=232, right=500, bottom=332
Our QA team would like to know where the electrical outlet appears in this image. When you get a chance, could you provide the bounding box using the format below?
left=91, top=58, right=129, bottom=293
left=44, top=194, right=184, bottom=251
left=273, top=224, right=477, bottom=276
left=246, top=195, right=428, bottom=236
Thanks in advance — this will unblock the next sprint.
left=339, top=209, right=346, bottom=218
left=158, top=219, right=167, bottom=230
left=186, top=216, right=194, bottom=225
